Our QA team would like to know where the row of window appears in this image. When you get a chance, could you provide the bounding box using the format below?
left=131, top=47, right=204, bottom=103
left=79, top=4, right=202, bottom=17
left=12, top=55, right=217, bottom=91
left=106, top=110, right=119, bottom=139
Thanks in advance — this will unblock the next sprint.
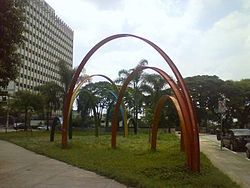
left=18, top=83, right=35, bottom=90
left=26, top=23, right=73, bottom=57
left=25, top=35, right=72, bottom=64
left=23, top=44, right=72, bottom=69
left=26, top=17, right=73, bottom=50
left=27, top=3, right=73, bottom=42
left=21, top=62, right=61, bottom=82
left=20, top=73, right=60, bottom=83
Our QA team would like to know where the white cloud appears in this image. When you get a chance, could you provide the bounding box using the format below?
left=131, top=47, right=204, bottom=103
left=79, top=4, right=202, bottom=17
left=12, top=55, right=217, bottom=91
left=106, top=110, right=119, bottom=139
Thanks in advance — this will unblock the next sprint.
left=45, top=0, right=250, bottom=81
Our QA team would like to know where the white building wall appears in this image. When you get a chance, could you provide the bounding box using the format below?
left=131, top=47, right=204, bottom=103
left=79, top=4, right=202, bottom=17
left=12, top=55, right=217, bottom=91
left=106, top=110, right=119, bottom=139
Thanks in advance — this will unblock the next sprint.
left=8, top=0, right=74, bottom=93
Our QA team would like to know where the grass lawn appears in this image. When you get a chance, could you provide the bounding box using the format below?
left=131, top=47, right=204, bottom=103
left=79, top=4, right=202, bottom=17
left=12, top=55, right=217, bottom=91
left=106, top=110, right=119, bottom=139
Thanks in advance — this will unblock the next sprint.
left=0, top=130, right=239, bottom=188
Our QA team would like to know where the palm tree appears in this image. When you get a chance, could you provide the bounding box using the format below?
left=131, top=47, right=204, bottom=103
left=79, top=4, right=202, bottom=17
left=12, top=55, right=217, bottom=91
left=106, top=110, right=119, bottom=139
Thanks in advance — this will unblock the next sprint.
left=57, top=60, right=75, bottom=104
left=141, top=73, right=179, bottom=131
left=141, top=73, right=168, bottom=107
left=115, top=59, right=148, bottom=134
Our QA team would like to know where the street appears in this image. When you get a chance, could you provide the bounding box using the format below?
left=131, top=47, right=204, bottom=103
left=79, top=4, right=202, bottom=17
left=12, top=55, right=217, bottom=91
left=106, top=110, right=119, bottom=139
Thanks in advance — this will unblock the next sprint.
left=200, top=133, right=250, bottom=188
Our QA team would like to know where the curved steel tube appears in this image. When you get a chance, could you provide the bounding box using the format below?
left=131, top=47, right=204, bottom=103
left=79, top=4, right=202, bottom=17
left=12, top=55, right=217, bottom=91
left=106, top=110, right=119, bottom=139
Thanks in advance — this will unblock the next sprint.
left=151, top=95, right=188, bottom=151
left=111, top=66, right=196, bottom=171
left=105, top=89, right=128, bottom=136
left=62, top=34, right=200, bottom=172
left=68, top=74, right=128, bottom=137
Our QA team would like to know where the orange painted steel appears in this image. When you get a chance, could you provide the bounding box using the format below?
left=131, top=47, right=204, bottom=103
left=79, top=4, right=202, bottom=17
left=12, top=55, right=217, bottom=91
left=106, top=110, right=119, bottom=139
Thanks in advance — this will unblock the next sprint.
left=68, top=74, right=128, bottom=137
left=150, top=95, right=186, bottom=151
left=111, top=66, right=197, bottom=171
left=62, top=34, right=200, bottom=172
left=150, top=95, right=188, bottom=163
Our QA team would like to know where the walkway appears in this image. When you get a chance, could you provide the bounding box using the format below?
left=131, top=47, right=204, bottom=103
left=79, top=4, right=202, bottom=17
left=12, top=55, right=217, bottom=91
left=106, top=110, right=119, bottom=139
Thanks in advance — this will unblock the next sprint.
left=0, top=140, right=128, bottom=188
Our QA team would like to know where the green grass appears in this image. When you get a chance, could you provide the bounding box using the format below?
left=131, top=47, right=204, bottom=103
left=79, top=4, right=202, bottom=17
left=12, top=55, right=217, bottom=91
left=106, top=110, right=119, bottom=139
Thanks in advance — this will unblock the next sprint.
left=0, top=130, right=239, bottom=188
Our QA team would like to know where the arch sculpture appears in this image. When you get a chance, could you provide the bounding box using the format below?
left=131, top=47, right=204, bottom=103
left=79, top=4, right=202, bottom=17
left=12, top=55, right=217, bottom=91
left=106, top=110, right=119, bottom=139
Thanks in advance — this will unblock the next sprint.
left=105, top=89, right=128, bottom=133
left=62, top=34, right=200, bottom=172
left=66, top=74, right=128, bottom=137
left=111, top=66, right=197, bottom=171
left=151, top=95, right=185, bottom=152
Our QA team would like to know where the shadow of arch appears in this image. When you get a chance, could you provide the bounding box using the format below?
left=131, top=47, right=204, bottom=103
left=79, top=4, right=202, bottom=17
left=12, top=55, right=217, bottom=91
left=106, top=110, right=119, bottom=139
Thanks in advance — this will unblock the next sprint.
left=68, top=74, right=128, bottom=137
left=111, top=66, right=197, bottom=171
left=62, top=34, right=199, bottom=172
left=151, top=95, right=187, bottom=153
left=50, top=117, right=60, bottom=142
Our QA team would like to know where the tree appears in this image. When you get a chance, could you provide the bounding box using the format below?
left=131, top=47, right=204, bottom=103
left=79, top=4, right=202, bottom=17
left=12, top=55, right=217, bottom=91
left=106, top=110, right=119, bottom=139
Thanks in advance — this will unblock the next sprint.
left=185, top=75, right=224, bottom=128
left=115, top=59, right=148, bottom=134
left=0, top=0, right=27, bottom=89
left=11, top=90, right=43, bottom=129
left=222, top=79, right=250, bottom=128
left=57, top=59, right=88, bottom=111
left=57, top=60, right=75, bottom=98
left=77, top=81, right=115, bottom=136
left=140, top=73, right=176, bottom=129
left=36, top=81, right=64, bottom=130
left=141, top=73, right=167, bottom=107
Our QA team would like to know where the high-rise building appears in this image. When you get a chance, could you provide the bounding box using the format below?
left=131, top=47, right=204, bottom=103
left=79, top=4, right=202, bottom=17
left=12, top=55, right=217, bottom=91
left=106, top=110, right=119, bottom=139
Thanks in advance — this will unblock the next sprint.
left=7, top=0, right=73, bottom=94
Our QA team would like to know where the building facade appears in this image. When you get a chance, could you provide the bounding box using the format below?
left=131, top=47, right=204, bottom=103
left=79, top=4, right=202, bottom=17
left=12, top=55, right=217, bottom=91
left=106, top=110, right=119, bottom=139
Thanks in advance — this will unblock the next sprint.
left=7, top=0, right=73, bottom=94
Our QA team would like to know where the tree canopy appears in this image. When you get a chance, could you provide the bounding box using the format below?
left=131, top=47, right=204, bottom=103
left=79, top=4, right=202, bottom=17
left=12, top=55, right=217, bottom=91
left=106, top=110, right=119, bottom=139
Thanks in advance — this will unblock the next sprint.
left=0, top=0, right=27, bottom=89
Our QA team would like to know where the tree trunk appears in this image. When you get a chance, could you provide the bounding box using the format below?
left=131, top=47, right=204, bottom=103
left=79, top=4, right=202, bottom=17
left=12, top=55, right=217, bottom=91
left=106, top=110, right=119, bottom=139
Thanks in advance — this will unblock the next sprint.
left=24, top=108, right=28, bottom=131
left=93, top=107, right=99, bottom=137
left=134, top=107, right=138, bottom=134
left=46, top=106, right=50, bottom=131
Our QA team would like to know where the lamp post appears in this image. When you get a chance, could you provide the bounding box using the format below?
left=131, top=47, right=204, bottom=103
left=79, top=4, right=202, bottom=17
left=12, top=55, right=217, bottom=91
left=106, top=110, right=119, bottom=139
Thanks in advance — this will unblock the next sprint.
left=5, top=96, right=9, bottom=133
left=218, top=98, right=227, bottom=150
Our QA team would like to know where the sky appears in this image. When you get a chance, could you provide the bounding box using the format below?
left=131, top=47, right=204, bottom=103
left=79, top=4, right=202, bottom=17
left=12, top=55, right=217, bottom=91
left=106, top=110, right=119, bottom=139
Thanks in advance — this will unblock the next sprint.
left=45, top=0, right=250, bottom=81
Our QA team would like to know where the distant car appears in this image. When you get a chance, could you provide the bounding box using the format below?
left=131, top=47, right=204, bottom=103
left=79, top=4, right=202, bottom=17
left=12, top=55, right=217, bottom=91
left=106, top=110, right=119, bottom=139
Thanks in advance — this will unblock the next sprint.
left=221, top=129, right=250, bottom=151
left=37, top=125, right=51, bottom=130
left=13, top=123, right=26, bottom=130
left=246, top=143, right=250, bottom=159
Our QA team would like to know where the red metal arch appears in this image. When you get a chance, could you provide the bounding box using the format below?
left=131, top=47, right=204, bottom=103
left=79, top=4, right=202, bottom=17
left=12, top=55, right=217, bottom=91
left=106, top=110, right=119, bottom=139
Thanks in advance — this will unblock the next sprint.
left=111, top=66, right=198, bottom=171
left=150, top=95, right=187, bottom=152
left=61, top=34, right=200, bottom=172
left=69, top=74, right=128, bottom=137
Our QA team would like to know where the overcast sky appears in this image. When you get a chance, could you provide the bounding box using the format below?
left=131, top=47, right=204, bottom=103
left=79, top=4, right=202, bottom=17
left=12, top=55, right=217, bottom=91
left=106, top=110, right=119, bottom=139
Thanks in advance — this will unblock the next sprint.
left=46, top=0, right=250, bottom=81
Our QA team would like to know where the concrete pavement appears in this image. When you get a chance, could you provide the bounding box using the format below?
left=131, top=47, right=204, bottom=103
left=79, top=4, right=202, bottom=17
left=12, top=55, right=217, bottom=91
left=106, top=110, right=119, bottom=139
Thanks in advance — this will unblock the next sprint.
left=0, top=140, right=128, bottom=188
left=200, top=134, right=250, bottom=188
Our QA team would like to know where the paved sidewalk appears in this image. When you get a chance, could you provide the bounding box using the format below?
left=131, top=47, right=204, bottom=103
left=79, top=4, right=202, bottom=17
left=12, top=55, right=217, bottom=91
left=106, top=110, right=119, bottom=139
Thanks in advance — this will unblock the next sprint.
left=0, top=140, right=128, bottom=188
left=200, top=135, right=250, bottom=188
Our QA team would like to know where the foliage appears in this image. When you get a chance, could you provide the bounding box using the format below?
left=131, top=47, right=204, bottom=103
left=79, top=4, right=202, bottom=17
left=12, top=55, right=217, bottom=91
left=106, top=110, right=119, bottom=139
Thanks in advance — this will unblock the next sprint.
left=35, top=82, right=64, bottom=128
left=185, top=75, right=224, bottom=127
left=185, top=76, right=250, bottom=130
left=221, top=79, right=250, bottom=128
left=11, top=90, right=44, bottom=128
left=115, top=59, right=148, bottom=134
left=35, top=81, right=63, bottom=112
left=141, top=73, right=167, bottom=106
left=0, top=131, right=240, bottom=188
left=141, top=73, right=178, bottom=129
left=57, top=60, right=75, bottom=97
left=77, top=81, right=116, bottom=133
left=0, top=0, right=27, bottom=89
